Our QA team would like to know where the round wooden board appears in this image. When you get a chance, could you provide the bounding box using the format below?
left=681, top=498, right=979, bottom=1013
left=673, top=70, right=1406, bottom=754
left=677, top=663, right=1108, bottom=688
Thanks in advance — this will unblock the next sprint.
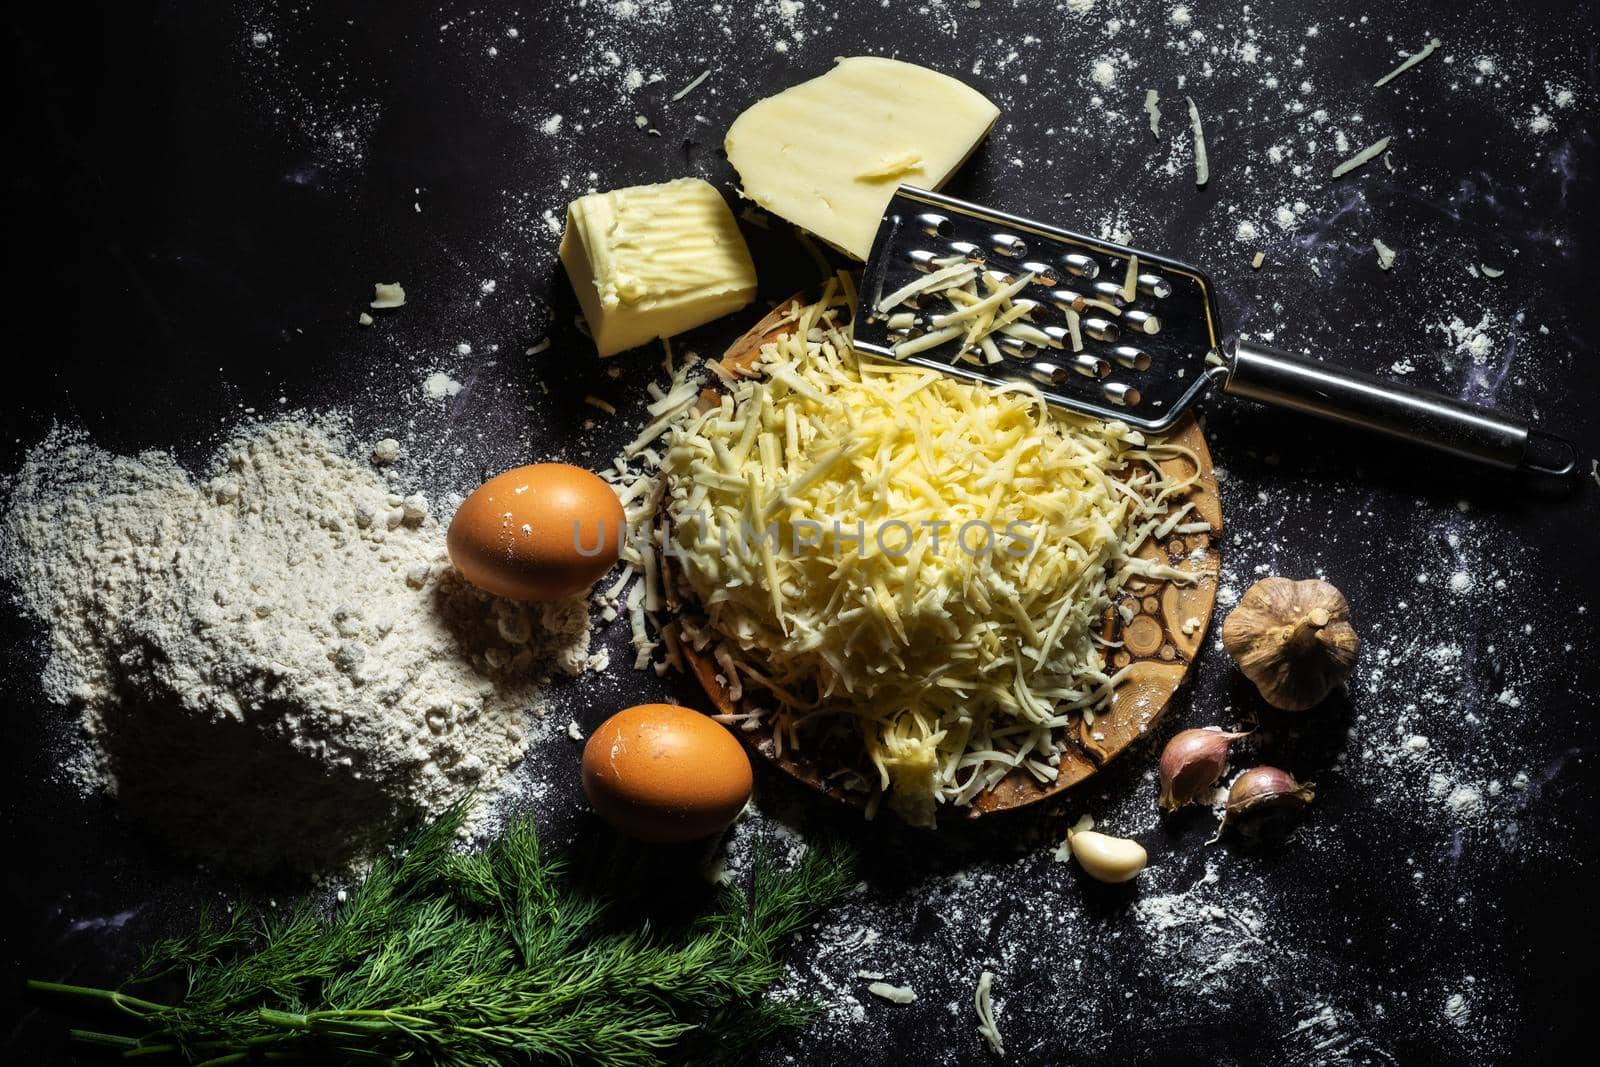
left=675, top=294, right=1222, bottom=818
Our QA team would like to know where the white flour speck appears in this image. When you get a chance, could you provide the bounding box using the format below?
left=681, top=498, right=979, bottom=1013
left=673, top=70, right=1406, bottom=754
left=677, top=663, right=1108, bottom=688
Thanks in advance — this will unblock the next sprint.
left=423, top=371, right=464, bottom=399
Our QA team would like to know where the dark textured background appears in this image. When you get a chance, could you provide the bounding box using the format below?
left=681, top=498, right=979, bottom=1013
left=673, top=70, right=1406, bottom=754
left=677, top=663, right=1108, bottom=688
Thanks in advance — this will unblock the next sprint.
left=3, top=1, right=1597, bottom=1063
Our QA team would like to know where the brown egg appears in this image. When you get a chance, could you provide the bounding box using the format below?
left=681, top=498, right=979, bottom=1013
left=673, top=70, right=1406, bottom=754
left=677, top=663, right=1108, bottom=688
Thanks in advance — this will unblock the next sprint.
left=447, top=463, right=625, bottom=601
left=582, top=704, right=753, bottom=843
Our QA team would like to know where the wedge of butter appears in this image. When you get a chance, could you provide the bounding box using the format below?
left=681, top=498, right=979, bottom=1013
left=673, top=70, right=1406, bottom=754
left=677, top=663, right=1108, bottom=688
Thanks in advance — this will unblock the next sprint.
left=724, top=57, right=1000, bottom=260
left=559, top=178, right=757, bottom=357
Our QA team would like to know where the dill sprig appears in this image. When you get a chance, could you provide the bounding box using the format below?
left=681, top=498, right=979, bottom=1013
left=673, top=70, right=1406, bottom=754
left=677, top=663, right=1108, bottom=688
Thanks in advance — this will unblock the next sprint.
left=29, top=803, right=855, bottom=1066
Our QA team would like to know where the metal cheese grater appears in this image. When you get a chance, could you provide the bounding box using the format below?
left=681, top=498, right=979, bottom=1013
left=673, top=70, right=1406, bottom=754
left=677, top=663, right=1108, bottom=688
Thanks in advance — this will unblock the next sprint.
left=855, top=187, right=1576, bottom=475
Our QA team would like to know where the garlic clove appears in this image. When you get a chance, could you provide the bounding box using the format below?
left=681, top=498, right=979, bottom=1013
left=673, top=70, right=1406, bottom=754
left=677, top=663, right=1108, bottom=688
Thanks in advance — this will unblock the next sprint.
left=1158, top=727, right=1250, bottom=812
left=1218, top=765, right=1315, bottom=844
left=1066, top=829, right=1148, bottom=883
left=1222, top=577, right=1359, bottom=710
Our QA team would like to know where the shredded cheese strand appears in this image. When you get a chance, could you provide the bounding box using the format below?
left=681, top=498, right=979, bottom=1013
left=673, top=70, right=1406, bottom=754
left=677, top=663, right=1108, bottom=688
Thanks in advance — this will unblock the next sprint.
left=1332, top=135, right=1392, bottom=178
left=1186, top=96, right=1208, bottom=187
left=975, top=971, right=1004, bottom=1055
left=1373, top=37, right=1441, bottom=88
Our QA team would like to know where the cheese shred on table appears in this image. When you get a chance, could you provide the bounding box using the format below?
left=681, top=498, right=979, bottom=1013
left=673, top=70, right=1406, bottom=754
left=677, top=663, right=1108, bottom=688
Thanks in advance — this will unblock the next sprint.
left=653, top=280, right=1198, bottom=826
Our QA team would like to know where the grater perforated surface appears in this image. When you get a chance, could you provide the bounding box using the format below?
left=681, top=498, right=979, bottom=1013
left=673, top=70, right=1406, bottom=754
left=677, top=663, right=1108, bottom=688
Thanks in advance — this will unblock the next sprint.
left=855, top=187, right=1226, bottom=431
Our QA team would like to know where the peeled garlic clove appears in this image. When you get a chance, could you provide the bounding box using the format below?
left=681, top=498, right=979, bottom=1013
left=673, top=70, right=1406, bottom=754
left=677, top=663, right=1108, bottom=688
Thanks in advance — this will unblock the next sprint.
left=1219, top=766, right=1315, bottom=844
left=1066, top=829, right=1148, bottom=883
left=1158, top=727, right=1250, bottom=812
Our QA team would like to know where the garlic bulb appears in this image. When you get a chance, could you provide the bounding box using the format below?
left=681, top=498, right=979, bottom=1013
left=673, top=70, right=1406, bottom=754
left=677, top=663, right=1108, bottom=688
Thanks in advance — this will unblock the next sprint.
left=1222, top=577, right=1359, bottom=710
left=1158, top=727, right=1250, bottom=812
left=1219, top=766, right=1315, bottom=843
left=1066, top=829, right=1148, bottom=883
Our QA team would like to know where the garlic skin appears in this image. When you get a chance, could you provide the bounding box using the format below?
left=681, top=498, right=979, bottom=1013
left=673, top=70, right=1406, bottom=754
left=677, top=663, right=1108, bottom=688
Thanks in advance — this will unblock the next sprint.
left=1158, top=727, right=1249, bottom=812
left=1066, top=829, right=1148, bottom=883
left=1222, top=577, right=1359, bottom=710
left=1219, top=766, right=1315, bottom=843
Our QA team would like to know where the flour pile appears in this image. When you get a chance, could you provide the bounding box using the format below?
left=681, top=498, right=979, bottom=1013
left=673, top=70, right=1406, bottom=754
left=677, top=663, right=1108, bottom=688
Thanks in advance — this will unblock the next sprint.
left=0, top=419, right=596, bottom=873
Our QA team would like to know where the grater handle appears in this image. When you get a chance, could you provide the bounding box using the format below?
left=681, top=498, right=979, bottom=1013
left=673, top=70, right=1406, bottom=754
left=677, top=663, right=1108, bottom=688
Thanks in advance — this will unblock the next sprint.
left=1223, top=341, right=1577, bottom=476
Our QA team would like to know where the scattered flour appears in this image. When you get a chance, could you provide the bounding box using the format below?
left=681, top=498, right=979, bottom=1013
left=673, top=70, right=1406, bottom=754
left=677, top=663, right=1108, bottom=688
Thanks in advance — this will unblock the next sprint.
left=1436, top=312, right=1497, bottom=366
left=423, top=370, right=464, bottom=398
left=1132, top=881, right=1270, bottom=993
left=607, top=0, right=675, bottom=20
left=1444, top=783, right=1486, bottom=818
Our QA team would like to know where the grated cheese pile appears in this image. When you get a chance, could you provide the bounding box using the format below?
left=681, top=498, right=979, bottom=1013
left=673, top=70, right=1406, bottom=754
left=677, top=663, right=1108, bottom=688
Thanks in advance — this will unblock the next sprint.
left=632, top=280, right=1197, bottom=826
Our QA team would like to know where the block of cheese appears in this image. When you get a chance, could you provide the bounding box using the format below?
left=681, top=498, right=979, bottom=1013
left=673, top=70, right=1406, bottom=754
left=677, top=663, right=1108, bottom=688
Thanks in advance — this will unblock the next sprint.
left=724, top=57, right=1000, bottom=260
left=559, top=178, right=758, bottom=357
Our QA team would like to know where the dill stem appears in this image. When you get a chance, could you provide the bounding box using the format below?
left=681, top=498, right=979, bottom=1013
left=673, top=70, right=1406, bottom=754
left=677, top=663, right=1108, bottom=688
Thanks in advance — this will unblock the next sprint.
left=27, top=980, right=171, bottom=1016
left=307, top=1007, right=419, bottom=1022
left=126, top=1036, right=276, bottom=1056
left=307, top=1018, right=399, bottom=1036
left=65, top=1028, right=141, bottom=1049
left=303, top=1007, right=435, bottom=1032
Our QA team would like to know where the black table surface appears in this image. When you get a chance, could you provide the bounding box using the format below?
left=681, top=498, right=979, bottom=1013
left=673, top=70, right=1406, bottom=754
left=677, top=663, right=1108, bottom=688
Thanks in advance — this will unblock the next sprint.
left=4, top=1, right=1598, bottom=1064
